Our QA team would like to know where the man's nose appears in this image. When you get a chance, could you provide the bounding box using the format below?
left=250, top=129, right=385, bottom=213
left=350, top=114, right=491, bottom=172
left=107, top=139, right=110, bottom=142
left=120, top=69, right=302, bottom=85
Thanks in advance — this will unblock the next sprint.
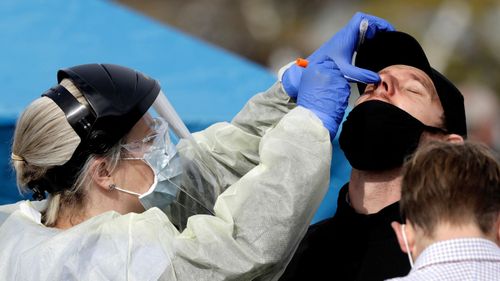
left=372, top=73, right=395, bottom=98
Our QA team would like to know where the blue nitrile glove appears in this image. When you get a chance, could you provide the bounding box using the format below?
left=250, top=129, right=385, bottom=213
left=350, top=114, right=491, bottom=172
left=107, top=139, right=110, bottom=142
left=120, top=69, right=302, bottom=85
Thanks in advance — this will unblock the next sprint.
left=297, top=56, right=350, bottom=138
left=282, top=12, right=395, bottom=98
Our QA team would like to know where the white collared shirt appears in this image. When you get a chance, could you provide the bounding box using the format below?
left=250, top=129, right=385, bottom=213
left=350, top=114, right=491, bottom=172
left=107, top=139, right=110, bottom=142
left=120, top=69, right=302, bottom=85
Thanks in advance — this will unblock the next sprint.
left=388, top=238, right=500, bottom=281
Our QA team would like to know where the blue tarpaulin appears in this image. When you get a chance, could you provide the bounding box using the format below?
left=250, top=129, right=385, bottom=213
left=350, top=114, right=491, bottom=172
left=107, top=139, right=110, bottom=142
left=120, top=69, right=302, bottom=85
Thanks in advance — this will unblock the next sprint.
left=0, top=0, right=350, bottom=223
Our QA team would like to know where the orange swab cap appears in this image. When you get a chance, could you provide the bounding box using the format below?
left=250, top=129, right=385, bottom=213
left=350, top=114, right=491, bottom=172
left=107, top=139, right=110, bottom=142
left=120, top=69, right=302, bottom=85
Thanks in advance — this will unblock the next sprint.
left=296, top=58, right=309, bottom=68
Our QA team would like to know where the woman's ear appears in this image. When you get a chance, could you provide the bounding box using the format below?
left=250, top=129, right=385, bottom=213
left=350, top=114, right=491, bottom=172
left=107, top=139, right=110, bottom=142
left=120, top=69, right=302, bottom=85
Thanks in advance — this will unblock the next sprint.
left=90, top=158, right=114, bottom=192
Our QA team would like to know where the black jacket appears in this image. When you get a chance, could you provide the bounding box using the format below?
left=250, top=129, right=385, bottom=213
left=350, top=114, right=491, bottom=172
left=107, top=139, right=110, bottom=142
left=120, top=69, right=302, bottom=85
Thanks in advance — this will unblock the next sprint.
left=279, top=184, right=411, bottom=281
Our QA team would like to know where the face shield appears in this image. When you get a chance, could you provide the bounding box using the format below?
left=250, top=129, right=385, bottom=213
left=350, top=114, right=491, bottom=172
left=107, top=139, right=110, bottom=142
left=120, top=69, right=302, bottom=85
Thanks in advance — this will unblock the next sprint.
left=31, top=63, right=161, bottom=200
left=118, top=94, right=221, bottom=230
left=36, top=64, right=220, bottom=230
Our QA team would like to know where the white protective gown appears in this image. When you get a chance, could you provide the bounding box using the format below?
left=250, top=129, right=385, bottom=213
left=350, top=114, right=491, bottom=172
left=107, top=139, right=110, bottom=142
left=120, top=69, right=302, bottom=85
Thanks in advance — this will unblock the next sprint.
left=167, top=82, right=298, bottom=228
left=0, top=82, right=332, bottom=280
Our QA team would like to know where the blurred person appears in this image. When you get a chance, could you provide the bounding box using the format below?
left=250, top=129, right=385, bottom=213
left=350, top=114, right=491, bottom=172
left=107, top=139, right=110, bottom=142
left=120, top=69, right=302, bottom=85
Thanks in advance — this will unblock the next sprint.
left=389, top=141, right=500, bottom=280
left=460, top=83, right=500, bottom=153
left=280, top=29, right=467, bottom=280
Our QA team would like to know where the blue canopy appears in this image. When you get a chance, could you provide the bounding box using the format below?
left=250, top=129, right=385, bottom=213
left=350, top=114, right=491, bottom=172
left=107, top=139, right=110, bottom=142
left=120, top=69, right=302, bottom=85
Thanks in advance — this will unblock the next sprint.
left=0, top=0, right=350, bottom=223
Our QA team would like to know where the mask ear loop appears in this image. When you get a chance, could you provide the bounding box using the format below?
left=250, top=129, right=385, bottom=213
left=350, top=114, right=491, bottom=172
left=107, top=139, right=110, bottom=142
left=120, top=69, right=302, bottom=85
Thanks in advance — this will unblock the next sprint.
left=401, top=224, right=414, bottom=268
left=109, top=183, right=142, bottom=197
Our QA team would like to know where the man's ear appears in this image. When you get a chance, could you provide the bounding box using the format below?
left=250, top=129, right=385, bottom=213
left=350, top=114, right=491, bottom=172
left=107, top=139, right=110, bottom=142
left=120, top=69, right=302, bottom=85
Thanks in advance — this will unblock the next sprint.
left=90, top=158, right=114, bottom=192
left=444, top=133, right=464, bottom=144
left=391, top=221, right=415, bottom=254
left=391, top=221, right=408, bottom=254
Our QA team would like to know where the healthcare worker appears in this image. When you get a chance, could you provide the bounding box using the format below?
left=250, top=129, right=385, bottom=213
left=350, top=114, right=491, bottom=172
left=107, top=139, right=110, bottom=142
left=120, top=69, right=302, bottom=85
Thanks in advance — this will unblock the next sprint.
left=0, top=12, right=392, bottom=280
left=0, top=61, right=325, bottom=280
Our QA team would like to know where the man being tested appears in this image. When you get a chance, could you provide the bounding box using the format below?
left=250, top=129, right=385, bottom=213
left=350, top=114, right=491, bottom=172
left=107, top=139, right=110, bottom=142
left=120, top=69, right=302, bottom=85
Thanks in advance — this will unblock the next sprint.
left=280, top=25, right=468, bottom=281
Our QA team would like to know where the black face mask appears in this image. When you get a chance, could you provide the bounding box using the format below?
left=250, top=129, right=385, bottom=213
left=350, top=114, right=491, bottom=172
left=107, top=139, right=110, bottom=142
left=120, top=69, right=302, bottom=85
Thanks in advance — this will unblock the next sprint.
left=339, top=100, right=446, bottom=171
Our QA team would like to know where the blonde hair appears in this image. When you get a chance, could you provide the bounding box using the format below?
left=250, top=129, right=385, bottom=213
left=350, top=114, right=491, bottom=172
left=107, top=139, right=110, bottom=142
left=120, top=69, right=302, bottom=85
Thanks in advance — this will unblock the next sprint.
left=11, top=79, right=122, bottom=226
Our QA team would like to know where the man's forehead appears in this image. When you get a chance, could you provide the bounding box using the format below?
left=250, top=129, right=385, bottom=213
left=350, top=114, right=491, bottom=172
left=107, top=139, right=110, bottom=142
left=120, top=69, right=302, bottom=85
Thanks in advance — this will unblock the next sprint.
left=380, top=65, right=431, bottom=80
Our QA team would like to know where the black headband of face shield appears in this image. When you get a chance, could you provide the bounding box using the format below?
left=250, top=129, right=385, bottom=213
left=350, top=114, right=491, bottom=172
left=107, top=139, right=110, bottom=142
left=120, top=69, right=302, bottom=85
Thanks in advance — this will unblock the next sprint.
left=26, top=64, right=161, bottom=200
left=27, top=85, right=99, bottom=199
left=42, top=85, right=96, bottom=139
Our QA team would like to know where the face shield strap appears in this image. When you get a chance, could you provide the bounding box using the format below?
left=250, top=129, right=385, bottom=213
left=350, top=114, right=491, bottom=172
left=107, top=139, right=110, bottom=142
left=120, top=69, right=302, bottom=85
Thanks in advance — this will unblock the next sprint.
left=27, top=85, right=100, bottom=200
left=42, top=85, right=96, bottom=139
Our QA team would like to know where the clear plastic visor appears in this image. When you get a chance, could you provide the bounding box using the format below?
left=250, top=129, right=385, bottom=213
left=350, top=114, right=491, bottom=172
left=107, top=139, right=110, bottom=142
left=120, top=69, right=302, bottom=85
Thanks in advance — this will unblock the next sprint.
left=118, top=90, right=220, bottom=231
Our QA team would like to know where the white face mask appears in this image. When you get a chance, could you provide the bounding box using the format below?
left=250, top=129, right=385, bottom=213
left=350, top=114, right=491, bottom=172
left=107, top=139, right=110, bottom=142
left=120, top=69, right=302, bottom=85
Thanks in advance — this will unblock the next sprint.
left=401, top=224, right=414, bottom=268
left=112, top=117, right=183, bottom=213
left=111, top=155, right=182, bottom=212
